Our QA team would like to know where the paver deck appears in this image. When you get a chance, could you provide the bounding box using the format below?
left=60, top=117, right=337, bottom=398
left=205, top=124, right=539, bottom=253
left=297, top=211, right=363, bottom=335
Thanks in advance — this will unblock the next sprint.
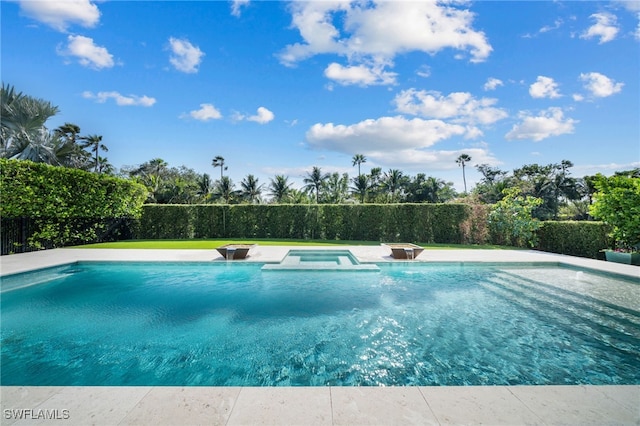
left=2, top=385, right=638, bottom=425
left=1, top=247, right=638, bottom=425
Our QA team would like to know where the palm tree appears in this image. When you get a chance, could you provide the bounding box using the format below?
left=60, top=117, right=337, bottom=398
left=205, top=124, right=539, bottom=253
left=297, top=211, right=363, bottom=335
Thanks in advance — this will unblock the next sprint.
left=268, top=175, right=292, bottom=203
left=130, top=158, right=168, bottom=202
left=352, top=154, right=367, bottom=177
left=0, top=84, right=25, bottom=147
left=324, top=172, right=349, bottom=204
left=212, top=156, right=227, bottom=180
left=148, top=158, right=168, bottom=176
left=365, top=167, right=383, bottom=201
left=197, top=173, right=212, bottom=202
left=381, top=169, right=405, bottom=202
left=475, top=163, right=509, bottom=204
left=1, top=83, right=60, bottom=161
left=54, top=123, right=91, bottom=169
left=95, top=156, right=114, bottom=174
left=424, top=176, right=456, bottom=203
left=240, top=174, right=263, bottom=203
left=288, top=189, right=312, bottom=204
left=54, top=123, right=81, bottom=144
left=6, top=129, right=62, bottom=164
left=456, top=153, right=472, bottom=194
left=303, top=166, right=329, bottom=203
left=350, top=174, right=369, bottom=203
left=80, top=134, right=108, bottom=173
left=214, top=176, right=235, bottom=204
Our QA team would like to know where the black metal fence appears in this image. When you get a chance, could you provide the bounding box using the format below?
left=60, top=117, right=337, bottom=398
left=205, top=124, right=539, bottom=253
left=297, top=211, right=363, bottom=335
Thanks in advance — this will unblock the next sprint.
left=1, top=217, right=136, bottom=256
left=1, top=217, right=43, bottom=255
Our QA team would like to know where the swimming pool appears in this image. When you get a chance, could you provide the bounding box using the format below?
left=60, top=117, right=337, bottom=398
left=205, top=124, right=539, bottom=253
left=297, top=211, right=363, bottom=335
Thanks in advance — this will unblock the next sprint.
left=1, top=261, right=639, bottom=386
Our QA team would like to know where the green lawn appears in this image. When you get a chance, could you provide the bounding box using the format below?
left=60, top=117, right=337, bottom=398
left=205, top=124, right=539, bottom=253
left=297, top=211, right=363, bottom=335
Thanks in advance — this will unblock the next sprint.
left=75, top=239, right=510, bottom=250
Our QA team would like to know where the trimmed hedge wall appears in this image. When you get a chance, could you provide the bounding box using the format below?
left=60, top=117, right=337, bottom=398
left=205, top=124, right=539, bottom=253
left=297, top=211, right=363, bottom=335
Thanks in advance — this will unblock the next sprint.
left=138, top=204, right=610, bottom=259
left=137, top=203, right=476, bottom=243
left=535, top=221, right=610, bottom=259
left=0, top=159, right=147, bottom=252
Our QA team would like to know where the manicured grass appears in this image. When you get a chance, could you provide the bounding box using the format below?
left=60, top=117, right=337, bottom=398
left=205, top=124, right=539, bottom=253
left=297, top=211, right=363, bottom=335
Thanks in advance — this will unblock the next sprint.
left=75, top=239, right=511, bottom=250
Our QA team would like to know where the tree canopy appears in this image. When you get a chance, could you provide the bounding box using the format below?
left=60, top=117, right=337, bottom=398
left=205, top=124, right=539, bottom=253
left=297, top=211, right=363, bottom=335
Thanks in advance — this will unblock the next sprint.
left=4, top=83, right=636, bottom=215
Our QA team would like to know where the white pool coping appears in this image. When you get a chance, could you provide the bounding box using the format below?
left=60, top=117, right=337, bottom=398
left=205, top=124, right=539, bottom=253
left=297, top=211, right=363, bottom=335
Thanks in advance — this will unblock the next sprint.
left=1, top=246, right=639, bottom=425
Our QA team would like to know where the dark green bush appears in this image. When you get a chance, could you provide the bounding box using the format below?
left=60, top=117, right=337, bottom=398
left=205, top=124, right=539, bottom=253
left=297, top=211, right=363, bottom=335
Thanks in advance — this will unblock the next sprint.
left=589, top=174, right=640, bottom=250
left=0, top=159, right=147, bottom=251
left=535, top=221, right=611, bottom=259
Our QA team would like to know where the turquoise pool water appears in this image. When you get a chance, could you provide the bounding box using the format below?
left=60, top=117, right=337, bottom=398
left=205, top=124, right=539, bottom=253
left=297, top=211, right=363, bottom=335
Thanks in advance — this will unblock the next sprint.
left=1, top=262, right=639, bottom=386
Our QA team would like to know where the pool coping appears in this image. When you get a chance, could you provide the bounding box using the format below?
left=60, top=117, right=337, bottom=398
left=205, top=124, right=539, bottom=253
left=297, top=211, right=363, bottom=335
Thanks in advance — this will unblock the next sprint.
left=2, top=385, right=638, bottom=425
left=1, top=247, right=639, bottom=425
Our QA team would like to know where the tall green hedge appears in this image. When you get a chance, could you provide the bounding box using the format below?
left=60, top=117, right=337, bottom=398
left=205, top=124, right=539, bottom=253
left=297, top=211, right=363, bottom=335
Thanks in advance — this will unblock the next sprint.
left=137, top=204, right=610, bottom=258
left=137, top=203, right=475, bottom=243
left=0, top=159, right=147, bottom=250
left=535, top=221, right=610, bottom=259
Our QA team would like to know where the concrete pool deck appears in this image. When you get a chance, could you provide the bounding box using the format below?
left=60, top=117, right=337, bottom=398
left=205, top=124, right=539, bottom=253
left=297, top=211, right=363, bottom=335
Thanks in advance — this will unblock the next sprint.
left=1, top=247, right=639, bottom=425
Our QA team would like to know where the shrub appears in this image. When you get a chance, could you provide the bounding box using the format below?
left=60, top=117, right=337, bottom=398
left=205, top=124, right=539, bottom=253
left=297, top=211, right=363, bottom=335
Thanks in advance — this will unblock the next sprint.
left=589, top=174, right=640, bottom=251
left=488, top=188, right=543, bottom=247
left=0, top=159, right=147, bottom=251
left=535, top=221, right=610, bottom=259
left=459, top=202, right=491, bottom=245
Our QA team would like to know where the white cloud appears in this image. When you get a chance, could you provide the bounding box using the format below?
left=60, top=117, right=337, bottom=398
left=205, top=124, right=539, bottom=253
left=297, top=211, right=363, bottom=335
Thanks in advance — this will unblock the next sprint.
left=278, top=1, right=491, bottom=84
left=324, top=62, right=397, bottom=86
left=529, top=76, right=561, bottom=99
left=168, top=37, right=204, bottom=73
left=248, top=107, right=275, bottom=124
left=579, top=72, right=624, bottom=97
left=616, top=1, right=640, bottom=12
left=278, top=1, right=346, bottom=65
left=342, top=2, right=492, bottom=62
left=539, top=18, right=564, bottom=34
left=573, top=161, right=640, bottom=177
left=572, top=93, right=585, bottom=102
left=18, top=0, right=100, bottom=32
left=483, top=77, right=503, bottom=91
left=581, top=12, right=619, bottom=44
left=366, top=147, right=499, bottom=171
left=82, top=91, right=156, bottom=107
left=394, top=89, right=508, bottom=126
left=416, top=65, right=431, bottom=78
left=233, top=107, right=275, bottom=124
left=616, top=0, right=640, bottom=39
left=304, top=115, right=500, bottom=171
left=231, top=0, right=250, bottom=17
left=183, top=103, right=222, bottom=121
left=306, top=116, right=467, bottom=154
left=505, top=108, right=577, bottom=142
left=58, top=35, right=114, bottom=69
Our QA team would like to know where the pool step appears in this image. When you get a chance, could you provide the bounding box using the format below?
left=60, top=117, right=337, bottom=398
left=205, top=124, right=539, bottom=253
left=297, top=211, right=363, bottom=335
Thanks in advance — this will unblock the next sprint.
left=481, top=273, right=640, bottom=354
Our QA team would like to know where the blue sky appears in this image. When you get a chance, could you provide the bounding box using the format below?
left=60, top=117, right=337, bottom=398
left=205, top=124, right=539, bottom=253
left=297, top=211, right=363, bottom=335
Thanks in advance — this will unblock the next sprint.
left=2, top=0, right=639, bottom=191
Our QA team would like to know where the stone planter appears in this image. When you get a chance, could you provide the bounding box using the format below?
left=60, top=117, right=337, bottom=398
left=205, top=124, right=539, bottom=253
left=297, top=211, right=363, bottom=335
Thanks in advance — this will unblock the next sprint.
left=604, top=250, right=640, bottom=266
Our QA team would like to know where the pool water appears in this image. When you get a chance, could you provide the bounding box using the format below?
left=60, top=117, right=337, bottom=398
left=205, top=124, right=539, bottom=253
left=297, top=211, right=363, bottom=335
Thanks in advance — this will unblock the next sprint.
left=1, top=262, right=639, bottom=386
